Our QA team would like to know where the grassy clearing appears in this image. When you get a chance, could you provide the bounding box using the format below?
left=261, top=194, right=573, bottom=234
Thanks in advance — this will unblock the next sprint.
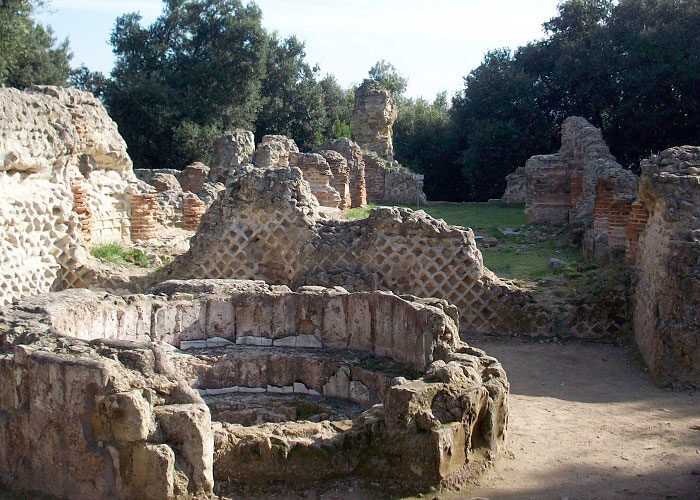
left=345, top=201, right=584, bottom=281
left=90, top=243, right=151, bottom=268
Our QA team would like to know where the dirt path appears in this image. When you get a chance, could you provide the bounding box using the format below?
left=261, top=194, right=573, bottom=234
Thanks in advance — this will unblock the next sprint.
left=437, top=337, right=700, bottom=500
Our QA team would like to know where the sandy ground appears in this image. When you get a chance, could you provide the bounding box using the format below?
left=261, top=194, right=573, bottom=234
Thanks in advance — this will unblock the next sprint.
left=437, top=337, right=700, bottom=500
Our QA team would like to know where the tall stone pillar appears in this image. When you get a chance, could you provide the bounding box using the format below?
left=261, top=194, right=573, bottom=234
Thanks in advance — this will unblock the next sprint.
left=352, top=80, right=398, bottom=161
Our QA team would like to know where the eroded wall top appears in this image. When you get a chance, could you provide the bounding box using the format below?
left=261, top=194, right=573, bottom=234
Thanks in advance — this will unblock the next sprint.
left=352, top=80, right=398, bottom=161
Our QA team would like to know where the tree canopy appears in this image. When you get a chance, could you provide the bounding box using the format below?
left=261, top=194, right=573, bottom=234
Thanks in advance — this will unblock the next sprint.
left=0, top=0, right=71, bottom=88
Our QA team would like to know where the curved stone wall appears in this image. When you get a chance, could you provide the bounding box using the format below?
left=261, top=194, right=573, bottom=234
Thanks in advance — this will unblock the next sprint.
left=0, top=280, right=509, bottom=496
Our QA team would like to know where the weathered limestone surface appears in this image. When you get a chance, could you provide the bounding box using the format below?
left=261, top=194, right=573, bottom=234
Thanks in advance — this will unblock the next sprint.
left=633, top=146, right=699, bottom=387
left=0, top=280, right=509, bottom=494
left=321, top=138, right=367, bottom=207
left=210, top=129, right=255, bottom=184
left=364, top=152, right=426, bottom=205
left=0, top=293, right=214, bottom=500
left=318, top=150, right=351, bottom=209
left=520, top=117, right=638, bottom=259
left=0, top=86, right=153, bottom=305
left=180, top=161, right=211, bottom=193
left=154, top=168, right=534, bottom=335
left=253, top=135, right=299, bottom=170
left=353, top=80, right=398, bottom=161
left=290, top=152, right=342, bottom=208
left=501, top=167, right=526, bottom=205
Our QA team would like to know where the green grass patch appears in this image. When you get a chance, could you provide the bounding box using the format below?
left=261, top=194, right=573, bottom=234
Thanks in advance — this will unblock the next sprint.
left=345, top=204, right=377, bottom=220
left=90, top=243, right=151, bottom=268
left=344, top=201, right=585, bottom=281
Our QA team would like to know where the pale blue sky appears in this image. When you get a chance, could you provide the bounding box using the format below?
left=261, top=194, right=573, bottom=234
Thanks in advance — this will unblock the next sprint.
left=36, top=0, right=562, bottom=99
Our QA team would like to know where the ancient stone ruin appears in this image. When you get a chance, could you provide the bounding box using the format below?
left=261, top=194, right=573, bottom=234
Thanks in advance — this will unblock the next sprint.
left=632, top=146, right=699, bottom=387
left=0, top=86, right=158, bottom=305
left=500, top=166, right=526, bottom=205
left=502, top=117, right=699, bottom=386
left=0, top=280, right=508, bottom=498
left=156, top=167, right=531, bottom=335
left=353, top=79, right=398, bottom=161
left=506, top=117, right=639, bottom=260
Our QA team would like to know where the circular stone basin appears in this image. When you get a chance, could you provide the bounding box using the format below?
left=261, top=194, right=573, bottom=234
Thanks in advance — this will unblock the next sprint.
left=27, top=279, right=509, bottom=493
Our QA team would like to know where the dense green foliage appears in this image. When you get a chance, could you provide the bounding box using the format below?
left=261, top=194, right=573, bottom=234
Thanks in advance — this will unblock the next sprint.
left=393, top=93, right=466, bottom=201
left=368, top=59, right=408, bottom=95
left=0, top=0, right=71, bottom=88
left=436, top=0, right=700, bottom=201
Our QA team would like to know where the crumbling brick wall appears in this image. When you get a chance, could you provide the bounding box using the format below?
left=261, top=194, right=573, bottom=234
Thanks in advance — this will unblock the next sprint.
left=130, top=193, right=158, bottom=241
left=290, top=152, right=342, bottom=208
left=319, top=150, right=351, bottom=209
left=517, top=117, right=639, bottom=259
left=632, top=146, right=699, bottom=387
left=183, top=193, right=207, bottom=230
left=625, top=200, right=650, bottom=265
left=154, top=167, right=533, bottom=335
left=590, top=178, right=635, bottom=259
left=523, top=154, right=572, bottom=223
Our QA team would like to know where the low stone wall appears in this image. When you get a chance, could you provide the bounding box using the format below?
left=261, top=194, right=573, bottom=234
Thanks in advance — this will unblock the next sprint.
left=155, top=168, right=534, bottom=335
left=633, top=146, right=699, bottom=387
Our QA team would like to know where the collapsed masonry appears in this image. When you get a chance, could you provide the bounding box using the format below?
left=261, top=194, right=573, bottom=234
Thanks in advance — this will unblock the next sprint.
left=134, top=162, right=224, bottom=230
left=155, top=167, right=541, bottom=335
left=516, top=117, right=639, bottom=260
left=503, top=118, right=699, bottom=386
left=0, top=86, right=158, bottom=305
left=632, top=146, right=699, bottom=387
left=0, top=280, right=508, bottom=498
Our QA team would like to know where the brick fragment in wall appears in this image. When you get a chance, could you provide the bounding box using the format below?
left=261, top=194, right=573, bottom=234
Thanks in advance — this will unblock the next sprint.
left=290, top=152, right=343, bottom=208
left=180, top=162, right=210, bottom=193
left=183, top=194, right=207, bottom=231
left=71, top=177, right=92, bottom=243
left=363, top=153, right=386, bottom=203
left=320, top=139, right=367, bottom=208
left=130, top=193, right=158, bottom=241
left=624, top=200, right=650, bottom=266
left=318, top=150, right=351, bottom=209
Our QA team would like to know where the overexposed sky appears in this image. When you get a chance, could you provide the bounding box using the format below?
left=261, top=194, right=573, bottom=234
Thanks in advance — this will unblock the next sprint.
left=36, top=0, right=561, bottom=99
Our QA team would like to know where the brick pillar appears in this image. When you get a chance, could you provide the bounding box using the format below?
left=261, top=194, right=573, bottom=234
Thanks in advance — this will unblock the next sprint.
left=71, top=178, right=92, bottom=243
left=625, top=200, right=650, bottom=266
left=130, top=193, right=158, bottom=241
left=183, top=194, right=207, bottom=231
left=593, top=178, right=634, bottom=253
